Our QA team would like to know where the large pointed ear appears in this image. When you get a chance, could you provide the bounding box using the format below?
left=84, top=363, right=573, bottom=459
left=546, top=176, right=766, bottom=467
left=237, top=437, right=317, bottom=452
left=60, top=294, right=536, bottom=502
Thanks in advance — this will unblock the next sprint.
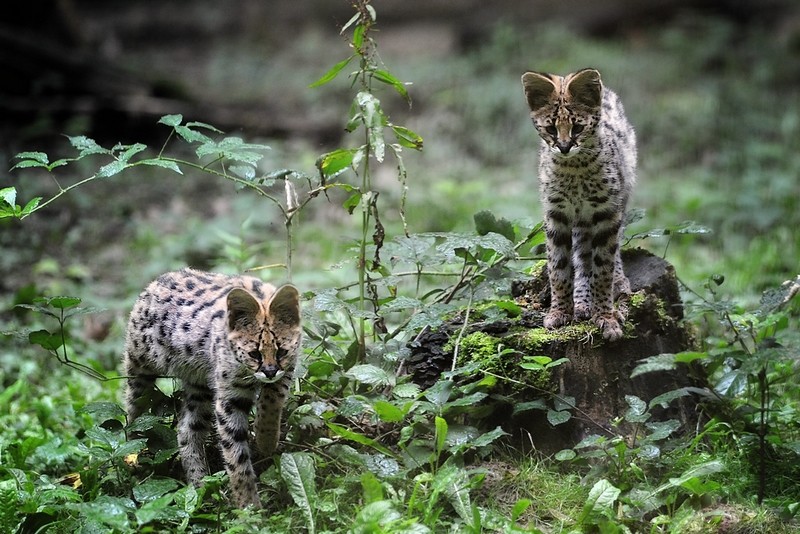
left=521, top=71, right=556, bottom=112
left=227, top=288, right=261, bottom=330
left=268, top=285, right=301, bottom=331
left=566, top=68, right=602, bottom=108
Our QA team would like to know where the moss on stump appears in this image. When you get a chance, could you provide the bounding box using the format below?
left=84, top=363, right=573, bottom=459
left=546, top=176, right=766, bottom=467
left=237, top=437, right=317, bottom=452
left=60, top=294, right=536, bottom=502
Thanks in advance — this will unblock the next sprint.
left=405, top=248, right=700, bottom=452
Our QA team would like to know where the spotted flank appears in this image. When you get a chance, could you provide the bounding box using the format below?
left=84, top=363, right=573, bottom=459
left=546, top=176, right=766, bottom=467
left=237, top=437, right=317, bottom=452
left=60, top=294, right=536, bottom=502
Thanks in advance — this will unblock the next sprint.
left=122, top=268, right=302, bottom=508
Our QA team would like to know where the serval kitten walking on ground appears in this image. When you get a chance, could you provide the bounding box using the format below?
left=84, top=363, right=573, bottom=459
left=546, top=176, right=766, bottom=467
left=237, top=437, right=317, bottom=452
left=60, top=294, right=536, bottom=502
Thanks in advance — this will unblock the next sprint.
left=123, top=268, right=302, bottom=508
left=521, top=68, right=636, bottom=341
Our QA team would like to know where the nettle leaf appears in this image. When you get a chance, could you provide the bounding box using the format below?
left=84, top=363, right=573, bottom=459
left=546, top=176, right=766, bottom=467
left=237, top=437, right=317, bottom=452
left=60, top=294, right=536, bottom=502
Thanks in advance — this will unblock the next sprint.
left=139, top=158, right=183, bottom=175
left=175, top=125, right=212, bottom=144
left=116, top=143, right=147, bottom=162
left=512, top=399, right=548, bottom=415
left=29, top=329, right=63, bottom=351
left=80, top=402, right=126, bottom=424
left=133, top=478, right=179, bottom=504
left=230, top=165, right=256, bottom=180
left=346, top=364, right=395, bottom=387
left=580, top=479, right=620, bottom=522
left=392, top=382, right=421, bottom=399
left=14, top=151, right=49, bottom=164
left=158, top=114, right=183, bottom=127
left=0, top=187, right=16, bottom=207
left=474, top=210, right=515, bottom=242
left=195, top=137, right=266, bottom=166
left=21, top=197, right=42, bottom=216
left=97, top=160, right=129, bottom=178
left=49, top=296, right=82, bottom=309
left=67, top=135, right=112, bottom=158
left=11, top=155, right=49, bottom=170
left=186, top=120, right=224, bottom=133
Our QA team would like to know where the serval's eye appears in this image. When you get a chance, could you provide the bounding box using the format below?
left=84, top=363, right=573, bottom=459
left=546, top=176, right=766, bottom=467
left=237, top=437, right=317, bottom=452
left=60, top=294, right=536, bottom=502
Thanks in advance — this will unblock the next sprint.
left=545, top=125, right=557, bottom=136
left=572, top=123, right=584, bottom=135
left=248, top=350, right=262, bottom=362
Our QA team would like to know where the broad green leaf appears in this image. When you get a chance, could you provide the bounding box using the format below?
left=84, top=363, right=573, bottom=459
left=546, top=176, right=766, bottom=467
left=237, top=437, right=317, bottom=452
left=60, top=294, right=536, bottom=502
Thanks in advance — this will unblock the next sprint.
left=580, top=479, right=620, bottom=522
left=547, top=409, right=571, bottom=426
left=158, top=114, right=183, bottom=127
left=372, top=69, right=411, bottom=105
left=372, top=400, right=405, bottom=423
left=67, top=136, right=111, bottom=158
left=185, top=120, right=224, bottom=133
left=175, top=125, right=212, bottom=144
left=631, top=353, right=680, bottom=377
left=433, top=463, right=472, bottom=523
left=29, top=329, right=63, bottom=351
left=309, top=55, right=354, bottom=88
left=471, top=426, right=509, bottom=448
left=80, top=402, right=126, bottom=423
left=74, top=496, right=135, bottom=530
left=392, top=382, right=421, bottom=399
left=360, top=471, right=384, bottom=504
left=49, top=296, right=82, bottom=309
left=133, top=478, right=179, bottom=503
left=624, top=395, right=649, bottom=423
left=139, top=158, right=183, bottom=174
left=343, top=192, right=361, bottom=215
left=474, top=210, right=515, bottom=242
left=649, top=460, right=725, bottom=498
left=230, top=164, right=256, bottom=180
left=326, top=422, right=395, bottom=457
left=391, top=124, right=423, bottom=150
left=346, top=364, right=395, bottom=387
left=512, top=399, right=548, bottom=415
left=555, top=449, right=577, bottom=461
left=112, top=438, right=147, bottom=459
left=317, top=148, right=355, bottom=178
left=280, top=453, right=316, bottom=534
left=424, top=379, right=453, bottom=407
left=10, top=158, right=49, bottom=170
left=21, top=197, right=42, bottom=216
left=14, top=151, right=49, bottom=164
left=0, top=187, right=16, bottom=207
left=97, top=159, right=129, bottom=178
left=644, top=419, right=681, bottom=441
left=117, top=143, right=147, bottom=162
left=0, top=480, right=20, bottom=533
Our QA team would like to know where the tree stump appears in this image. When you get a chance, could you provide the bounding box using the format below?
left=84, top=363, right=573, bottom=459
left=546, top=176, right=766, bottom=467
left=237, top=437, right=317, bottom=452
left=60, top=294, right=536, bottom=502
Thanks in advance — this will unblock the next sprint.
left=405, top=248, right=700, bottom=453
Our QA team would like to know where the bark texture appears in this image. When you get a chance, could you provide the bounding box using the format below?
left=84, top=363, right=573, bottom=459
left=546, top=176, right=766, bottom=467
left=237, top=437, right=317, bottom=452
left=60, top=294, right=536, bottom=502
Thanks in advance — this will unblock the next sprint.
left=406, top=248, right=700, bottom=452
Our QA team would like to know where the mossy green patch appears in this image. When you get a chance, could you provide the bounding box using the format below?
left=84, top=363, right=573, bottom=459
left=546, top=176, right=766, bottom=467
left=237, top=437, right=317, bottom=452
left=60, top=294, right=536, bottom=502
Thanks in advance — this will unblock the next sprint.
left=446, top=329, right=567, bottom=393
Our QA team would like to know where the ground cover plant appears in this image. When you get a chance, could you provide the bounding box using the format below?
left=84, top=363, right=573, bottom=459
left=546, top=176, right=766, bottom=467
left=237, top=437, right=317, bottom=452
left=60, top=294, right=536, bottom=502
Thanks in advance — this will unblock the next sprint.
left=1, top=2, right=800, bottom=532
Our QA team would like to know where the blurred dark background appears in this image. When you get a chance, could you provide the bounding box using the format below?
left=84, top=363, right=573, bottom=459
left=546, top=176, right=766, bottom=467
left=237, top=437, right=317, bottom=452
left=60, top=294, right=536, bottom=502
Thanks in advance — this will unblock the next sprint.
left=2, top=0, right=796, bottom=152
left=2, top=0, right=799, bottom=304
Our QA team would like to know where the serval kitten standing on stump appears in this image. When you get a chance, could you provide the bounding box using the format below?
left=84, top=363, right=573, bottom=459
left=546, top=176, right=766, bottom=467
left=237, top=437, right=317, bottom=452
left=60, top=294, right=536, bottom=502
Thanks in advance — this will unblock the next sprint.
left=521, top=68, right=636, bottom=341
left=123, top=268, right=302, bottom=508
